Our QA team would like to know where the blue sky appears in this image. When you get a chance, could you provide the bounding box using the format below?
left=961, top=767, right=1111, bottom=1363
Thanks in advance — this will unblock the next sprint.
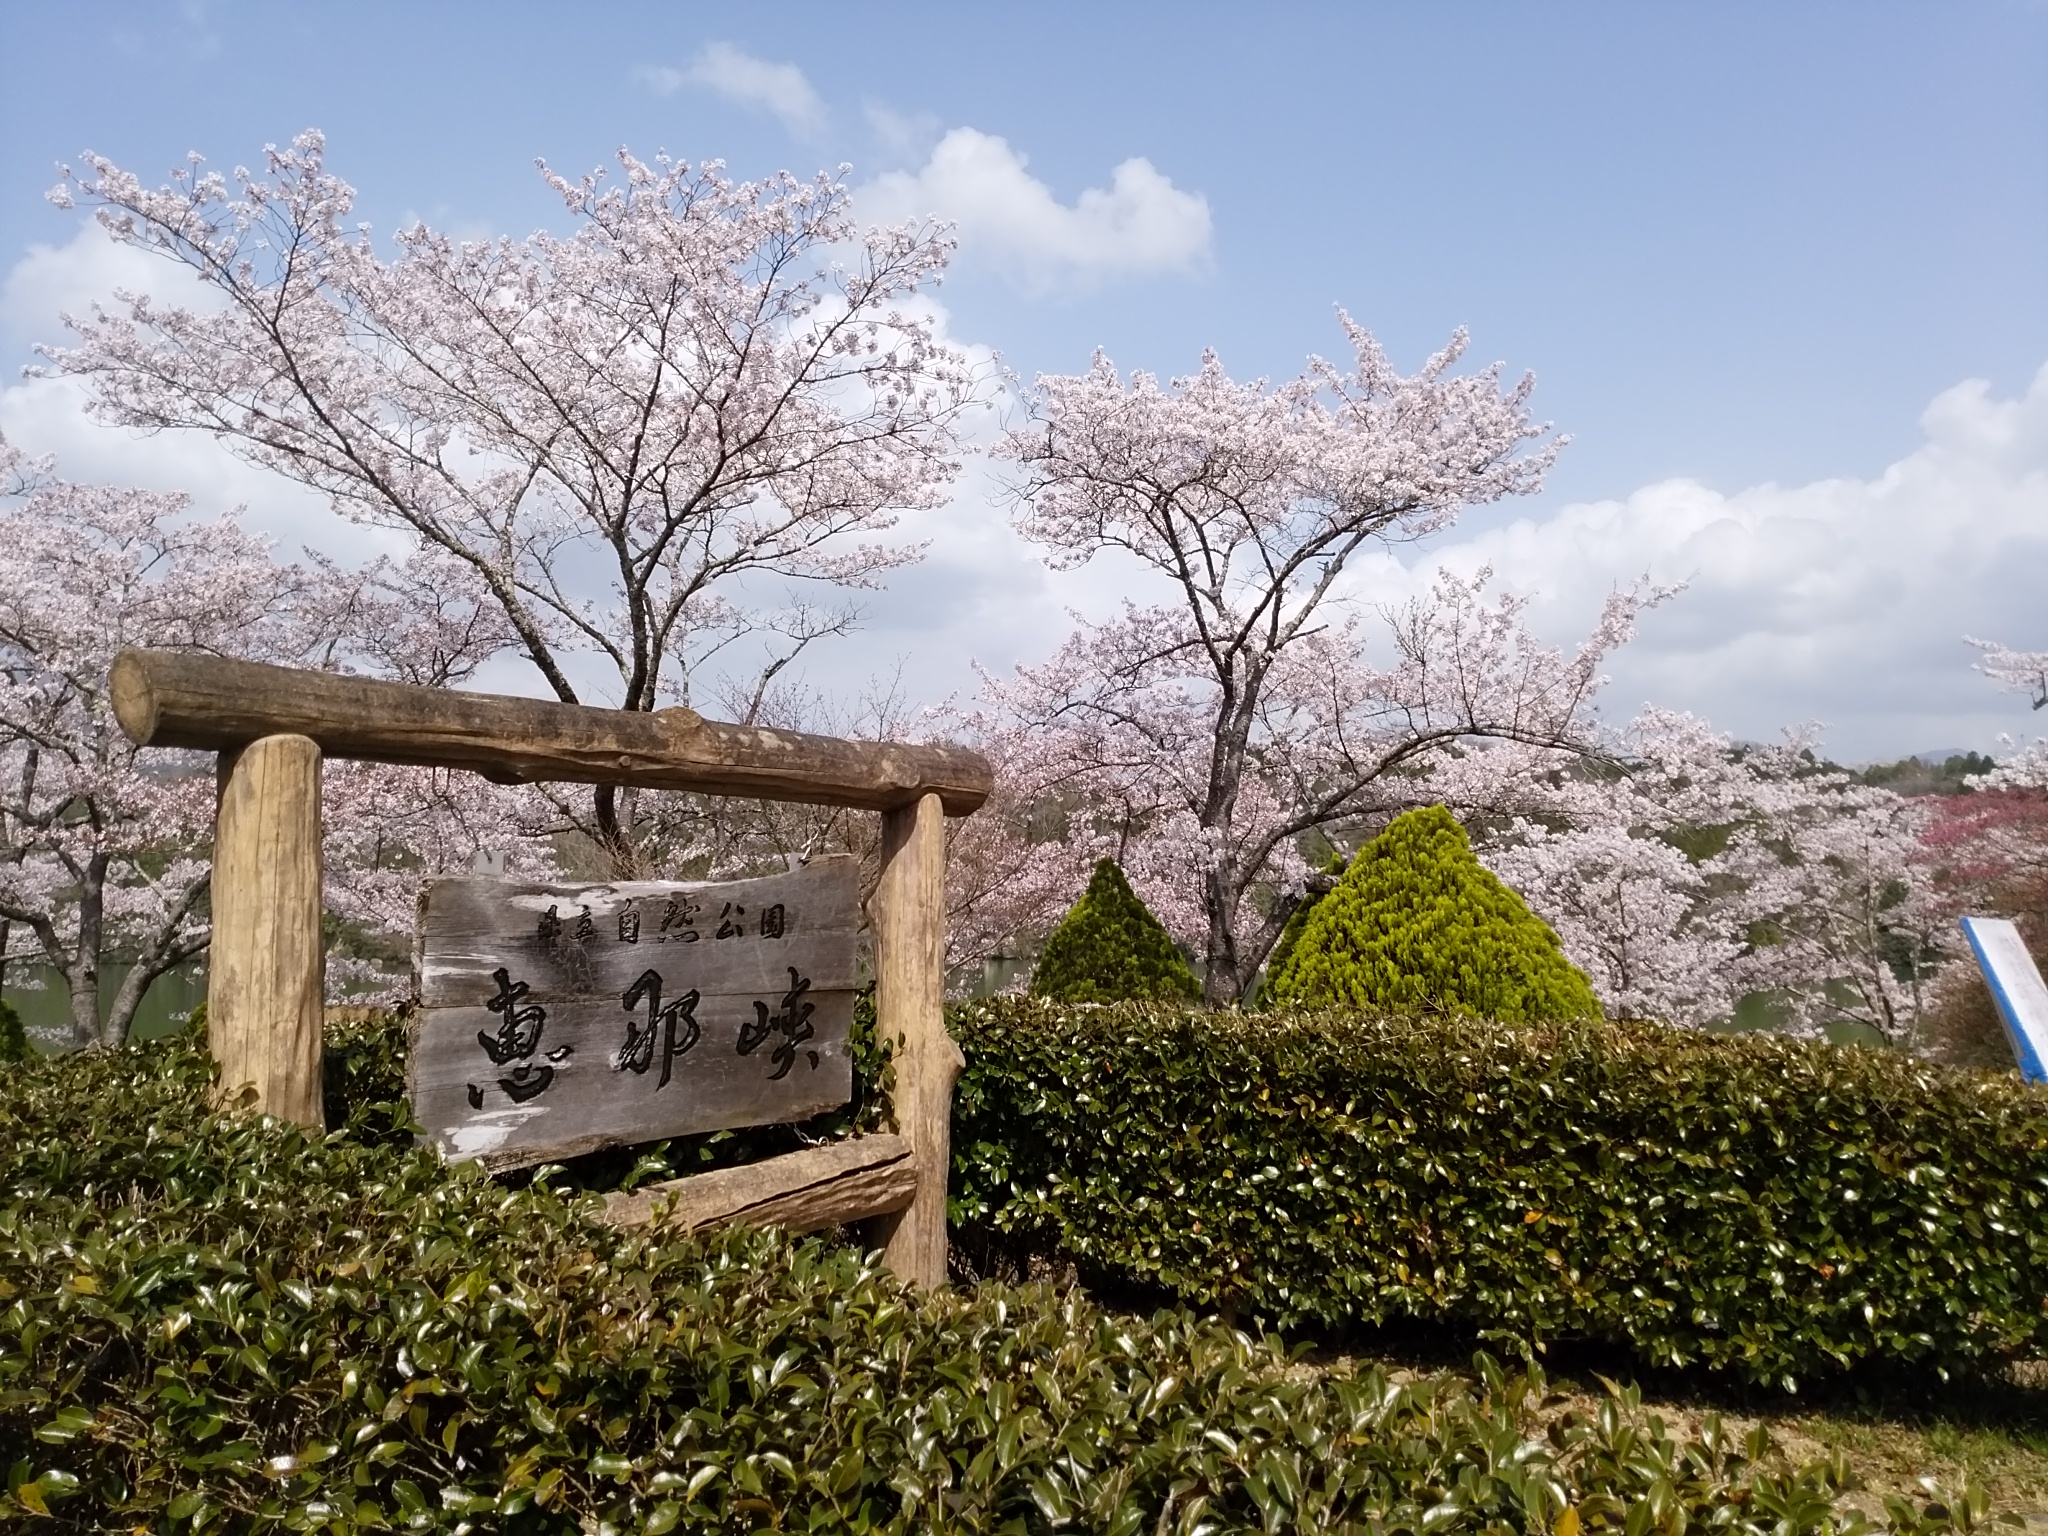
left=2, top=1, right=2045, bottom=760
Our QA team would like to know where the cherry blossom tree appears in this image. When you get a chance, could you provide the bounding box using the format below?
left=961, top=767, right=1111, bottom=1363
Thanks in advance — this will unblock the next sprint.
left=1478, top=710, right=1944, bottom=1044
left=1969, top=637, right=2048, bottom=711
left=1920, top=765, right=2048, bottom=999
left=321, top=760, right=559, bottom=1002
left=44, top=131, right=978, bottom=874
left=983, top=324, right=1652, bottom=1001
left=1908, top=647, right=2048, bottom=1059
left=1749, top=773, right=1945, bottom=1044
left=0, top=434, right=323, bottom=1047
left=0, top=433, right=556, bottom=1047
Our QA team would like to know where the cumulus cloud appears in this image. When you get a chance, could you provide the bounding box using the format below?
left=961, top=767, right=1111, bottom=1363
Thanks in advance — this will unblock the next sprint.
left=0, top=221, right=205, bottom=366
left=0, top=225, right=393, bottom=562
left=635, top=43, right=826, bottom=138
left=1339, top=365, right=2048, bottom=761
left=856, top=128, right=1212, bottom=292
left=863, top=101, right=940, bottom=164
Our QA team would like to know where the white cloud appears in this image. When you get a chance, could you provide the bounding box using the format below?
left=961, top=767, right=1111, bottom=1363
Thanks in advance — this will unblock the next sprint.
left=863, top=100, right=941, bottom=165
left=1339, top=364, right=2048, bottom=761
left=856, top=128, right=1212, bottom=292
left=633, top=65, right=687, bottom=95
left=0, top=225, right=393, bottom=564
left=636, top=43, right=827, bottom=139
left=0, top=221, right=207, bottom=366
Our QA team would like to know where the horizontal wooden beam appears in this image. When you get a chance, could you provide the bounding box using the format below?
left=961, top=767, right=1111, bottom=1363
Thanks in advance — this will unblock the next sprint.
left=111, top=650, right=990, bottom=816
left=600, top=1134, right=918, bottom=1235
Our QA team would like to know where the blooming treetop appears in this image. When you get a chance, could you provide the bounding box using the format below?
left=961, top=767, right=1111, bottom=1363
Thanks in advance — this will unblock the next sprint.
left=980, top=324, right=1653, bottom=1000
left=0, top=433, right=312, bottom=1047
left=45, top=132, right=978, bottom=872
left=1969, top=638, right=2048, bottom=713
left=1479, top=710, right=1942, bottom=1043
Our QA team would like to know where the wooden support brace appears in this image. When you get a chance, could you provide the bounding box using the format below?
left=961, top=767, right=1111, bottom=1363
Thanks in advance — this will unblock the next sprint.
left=601, top=1134, right=917, bottom=1234
left=210, top=734, right=325, bottom=1127
left=865, top=791, right=960, bottom=1287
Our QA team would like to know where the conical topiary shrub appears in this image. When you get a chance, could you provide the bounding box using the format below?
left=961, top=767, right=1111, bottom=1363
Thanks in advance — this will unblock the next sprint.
left=1263, top=851, right=1346, bottom=988
left=1030, top=858, right=1202, bottom=1003
left=1265, top=805, right=1599, bottom=1021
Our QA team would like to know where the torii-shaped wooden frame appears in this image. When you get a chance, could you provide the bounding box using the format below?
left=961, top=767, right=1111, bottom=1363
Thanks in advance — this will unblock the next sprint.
left=111, top=648, right=991, bottom=1288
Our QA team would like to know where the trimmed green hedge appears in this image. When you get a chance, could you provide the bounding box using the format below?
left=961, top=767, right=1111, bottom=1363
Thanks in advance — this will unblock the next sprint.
left=1, top=1029, right=1978, bottom=1533
left=950, top=1000, right=2048, bottom=1387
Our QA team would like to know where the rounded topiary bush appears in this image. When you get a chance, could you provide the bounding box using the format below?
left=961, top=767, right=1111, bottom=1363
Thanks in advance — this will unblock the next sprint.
left=1265, top=805, right=1599, bottom=1021
left=1031, top=858, right=1202, bottom=1003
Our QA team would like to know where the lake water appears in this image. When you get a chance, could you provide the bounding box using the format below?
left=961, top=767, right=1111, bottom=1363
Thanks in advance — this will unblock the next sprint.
left=8, top=961, right=206, bottom=1051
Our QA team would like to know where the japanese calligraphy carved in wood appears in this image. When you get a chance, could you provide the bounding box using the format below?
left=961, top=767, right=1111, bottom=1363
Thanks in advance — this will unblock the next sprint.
left=411, top=856, right=859, bottom=1171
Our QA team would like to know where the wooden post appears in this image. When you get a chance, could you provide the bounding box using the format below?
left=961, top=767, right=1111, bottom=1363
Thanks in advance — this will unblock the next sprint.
left=210, top=734, right=325, bottom=1127
left=866, top=791, right=960, bottom=1286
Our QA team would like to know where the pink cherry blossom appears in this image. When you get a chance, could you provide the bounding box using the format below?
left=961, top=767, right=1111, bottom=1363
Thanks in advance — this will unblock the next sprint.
left=0, top=432, right=553, bottom=1045
left=1968, top=637, right=2048, bottom=712
left=1478, top=710, right=1944, bottom=1043
left=970, top=326, right=1656, bottom=1001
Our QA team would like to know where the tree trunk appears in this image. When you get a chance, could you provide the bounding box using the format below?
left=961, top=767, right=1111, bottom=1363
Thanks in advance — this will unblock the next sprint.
left=100, top=964, right=153, bottom=1051
left=68, top=852, right=110, bottom=1049
left=594, top=782, right=642, bottom=879
left=1202, top=858, right=1245, bottom=1007
left=101, top=872, right=211, bottom=1048
left=100, top=949, right=178, bottom=1050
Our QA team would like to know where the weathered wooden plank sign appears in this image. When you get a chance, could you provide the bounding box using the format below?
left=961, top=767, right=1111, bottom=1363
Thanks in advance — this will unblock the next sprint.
left=411, top=856, right=860, bottom=1170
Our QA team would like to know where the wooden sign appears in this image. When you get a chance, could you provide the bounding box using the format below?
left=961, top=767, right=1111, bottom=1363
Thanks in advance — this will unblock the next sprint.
left=411, top=856, right=860, bottom=1170
left=1961, top=915, right=2048, bottom=1083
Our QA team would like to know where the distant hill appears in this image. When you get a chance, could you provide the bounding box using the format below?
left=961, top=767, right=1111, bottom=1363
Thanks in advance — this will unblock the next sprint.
left=1857, top=750, right=1997, bottom=795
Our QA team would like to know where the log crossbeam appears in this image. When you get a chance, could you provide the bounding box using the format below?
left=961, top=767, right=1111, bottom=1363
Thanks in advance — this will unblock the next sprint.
left=111, top=649, right=991, bottom=816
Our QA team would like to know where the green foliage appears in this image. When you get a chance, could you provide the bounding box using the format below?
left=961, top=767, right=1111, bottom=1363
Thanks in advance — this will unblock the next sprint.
left=0, top=1027, right=1969, bottom=1532
left=1266, top=806, right=1599, bottom=1021
left=1858, top=752, right=1997, bottom=796
left=0, top=1000, right=28, bottom=1063
left=1031, top=857, right=1201, bottom=1003
left=1261, top=852, right=1347, bottom=990
left=951, top=998, right=2048, bottom=1388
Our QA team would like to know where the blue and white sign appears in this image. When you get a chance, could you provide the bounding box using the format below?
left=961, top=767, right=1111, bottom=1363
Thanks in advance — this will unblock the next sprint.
left=1960, top=916, right=2048, bottom=1082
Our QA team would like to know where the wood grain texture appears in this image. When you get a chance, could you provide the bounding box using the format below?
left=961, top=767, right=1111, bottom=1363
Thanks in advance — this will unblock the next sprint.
left=410, top=859, right=861, bottom=1171
left=112, top=648, right=990, bottom=815
left=864, top=792, right=961, bottom=1287
left=601, top=1134, right=916, bottom=1234
left=210, top=735, right=325, bottom=1127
